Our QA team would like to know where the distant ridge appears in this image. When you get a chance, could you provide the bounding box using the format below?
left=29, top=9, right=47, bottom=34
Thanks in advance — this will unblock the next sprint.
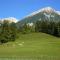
left=0, top=17, right=18, bottom=23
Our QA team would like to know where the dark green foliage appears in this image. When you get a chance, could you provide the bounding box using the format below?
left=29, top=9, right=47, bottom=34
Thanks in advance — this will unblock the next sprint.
left=21, top=23, right=28, bottom=34
left=0, top=20, right=17, bottom=44
left=10, top=22, right=18, bottom=41
left=57, top=21, right=60, bottom=37
left=35, top=20, right=60, bottom=37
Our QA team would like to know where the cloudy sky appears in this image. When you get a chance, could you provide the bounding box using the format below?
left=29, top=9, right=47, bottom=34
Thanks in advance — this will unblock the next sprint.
left=0, top=0, right=60, bottom=20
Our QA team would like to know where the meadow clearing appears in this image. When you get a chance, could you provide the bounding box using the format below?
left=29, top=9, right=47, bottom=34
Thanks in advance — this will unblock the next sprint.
left=0, top=32, right=60, bottom=60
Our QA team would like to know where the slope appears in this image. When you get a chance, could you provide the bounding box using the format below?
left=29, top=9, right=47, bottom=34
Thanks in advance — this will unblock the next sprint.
left=17, top=7, right=60, bottom=27
left=0, top=32, right=60, bottom=60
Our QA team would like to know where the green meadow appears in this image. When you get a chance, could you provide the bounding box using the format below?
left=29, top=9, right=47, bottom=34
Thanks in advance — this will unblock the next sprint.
left=0, top=32, right=60, bottom=60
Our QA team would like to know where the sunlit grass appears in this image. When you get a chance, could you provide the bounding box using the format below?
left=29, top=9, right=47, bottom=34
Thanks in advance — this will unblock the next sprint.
left=0, top=32, right=60, bottom=60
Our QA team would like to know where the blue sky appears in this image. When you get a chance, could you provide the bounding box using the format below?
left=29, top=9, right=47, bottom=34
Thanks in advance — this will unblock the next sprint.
left=0, top=0, right=60, bottom=20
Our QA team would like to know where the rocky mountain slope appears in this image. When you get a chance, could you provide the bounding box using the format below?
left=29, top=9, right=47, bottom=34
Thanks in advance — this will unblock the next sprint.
left=17, top=7, right=60, bottom=26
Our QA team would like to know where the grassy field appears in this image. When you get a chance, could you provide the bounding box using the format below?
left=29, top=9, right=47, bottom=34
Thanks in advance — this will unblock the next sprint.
left=0, top=32, right=60, bottom=60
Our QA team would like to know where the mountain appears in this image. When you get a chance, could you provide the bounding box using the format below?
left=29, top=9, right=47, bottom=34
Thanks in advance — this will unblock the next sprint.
left=17, top=7, right=60, bottom=26
left=0, top=17, right=18, bottom=23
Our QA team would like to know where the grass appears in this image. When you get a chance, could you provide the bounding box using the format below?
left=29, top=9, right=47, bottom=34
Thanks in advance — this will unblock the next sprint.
left=0, top=32, right=60, bottom=60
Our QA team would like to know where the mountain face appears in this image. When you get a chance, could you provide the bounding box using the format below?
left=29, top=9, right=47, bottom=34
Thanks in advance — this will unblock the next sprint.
left=17, top=7, right=60, bottom=26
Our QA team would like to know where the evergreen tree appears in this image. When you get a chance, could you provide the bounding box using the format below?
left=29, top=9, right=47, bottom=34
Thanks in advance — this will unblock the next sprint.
left=57, top=21, right=60, bottom=37
left=10, top=22, right=17, bottom=41
left=0, top=20, right=17, bottom=44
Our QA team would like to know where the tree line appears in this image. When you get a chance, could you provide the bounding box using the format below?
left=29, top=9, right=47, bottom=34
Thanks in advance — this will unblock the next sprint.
left=35, top=20, right=60, bottom=37
left=19, top=19, right=60, bottom=37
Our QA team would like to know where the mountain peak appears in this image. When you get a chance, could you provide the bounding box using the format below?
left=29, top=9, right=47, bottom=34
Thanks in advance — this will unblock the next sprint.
left=18, top=7, right=60, bottom=27
left=40, top=7, right=55, bottom=13
left=26, top=7, right=55, bottom=17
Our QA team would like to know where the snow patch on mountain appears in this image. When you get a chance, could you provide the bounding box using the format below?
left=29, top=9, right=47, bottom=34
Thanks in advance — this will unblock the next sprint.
left=44, top=13, right=51, bottom=18
left=27, top=23, right=34, bottom=27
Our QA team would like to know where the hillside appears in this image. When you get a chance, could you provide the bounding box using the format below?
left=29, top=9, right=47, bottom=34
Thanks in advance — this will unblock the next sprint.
left=0, top=32, right=60, bottom=60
